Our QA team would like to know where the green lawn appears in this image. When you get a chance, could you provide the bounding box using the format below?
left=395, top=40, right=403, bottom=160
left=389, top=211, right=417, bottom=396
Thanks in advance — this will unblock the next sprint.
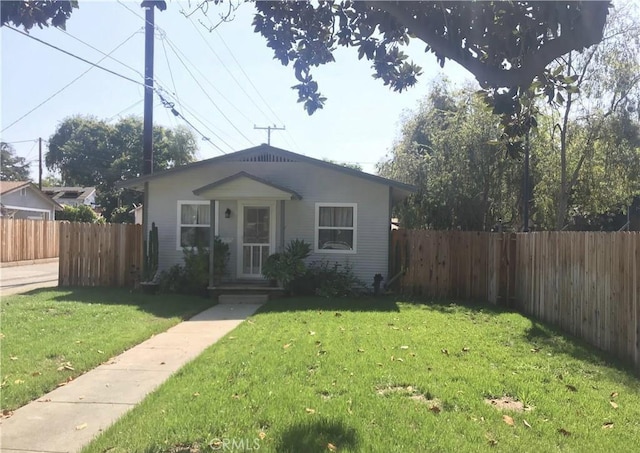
left=84, top=297, right=640, bottom=453
left=0, top=288, right=212, bottom=411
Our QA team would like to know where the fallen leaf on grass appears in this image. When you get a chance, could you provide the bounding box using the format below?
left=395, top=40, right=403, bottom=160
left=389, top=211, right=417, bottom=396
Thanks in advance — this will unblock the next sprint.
left=565, top=385, right=577, bottom=392
left=400, top=345, right=409, bottom=350
left=305, top=408, right=316, bottom=414
left=441, top=349, right=449, bottom=356
left=14, top=379, right=24, bottom=385
left=309, top=331, right=316, bottom=336
left=75, top=423, right=87, bottom=431
left=502, top=415, right=515, bottom=426
left=530, top=347, right=540, bottom=353
left=610, top=401, right=618, bottom=409
left=462, top=347, right=470, bottom=352
left=10, top=356, right=18, bottom=361
left=97, top=350, right=104, bottom=354
left=327, top=443, right=337, bottom=451
left=2, top=409, right=14, bottom=419
left=357, top=348, right=365, bottom=353
left=610, top=392, right=619, bottom=398
left=523, top=420, right=532, bottom=428
left=283, top=343, right=291, bottom=349
left=558, top=428, right=571, bottom=436
left=247, top=320, right=255, bottom=324
left=258, top=432, right=266, bottom=440
left=57, top=362, right=74, bottom=371
left=334, top=312, right=342, bottom=317
left=429, top=405, right=441, bottom=414
left=602, top=422, right=614, bottom=429
left=193, top=392, right=200, bottom=397
left=396, top=357, right=404, bottom=362
left=32, top=371, right=42, bottom=377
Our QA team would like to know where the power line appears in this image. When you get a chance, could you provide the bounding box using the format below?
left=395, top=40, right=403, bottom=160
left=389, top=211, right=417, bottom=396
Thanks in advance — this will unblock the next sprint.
left=107, top=99, right=145, bottom=122
left=189, top=17, right=274, bottom=125
left=214, top=29, right=285, bottom=126
left=2, top=28, right=142, bottom=133
left=162, top=35, right=254, bottom=145
left=57, top=26, right=144, bottom=79
left=160, top=35, right=183, bottom=113
left=157, top=92, right=227, bottom=155
left=187, top=17, right=261, bottom=125
left=5, top=26, right=217, bottom=151
left=1, top=138, right=39, bottom=145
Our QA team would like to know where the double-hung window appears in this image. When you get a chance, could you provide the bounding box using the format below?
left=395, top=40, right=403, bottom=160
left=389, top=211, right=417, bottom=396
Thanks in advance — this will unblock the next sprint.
left=315, top=203, right=357, bottom=253
left=177, top=201, right=217, bottom=249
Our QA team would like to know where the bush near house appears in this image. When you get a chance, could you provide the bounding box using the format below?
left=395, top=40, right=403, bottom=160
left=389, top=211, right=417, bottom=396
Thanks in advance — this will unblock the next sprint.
left=55, top=204, right=104, bottom=223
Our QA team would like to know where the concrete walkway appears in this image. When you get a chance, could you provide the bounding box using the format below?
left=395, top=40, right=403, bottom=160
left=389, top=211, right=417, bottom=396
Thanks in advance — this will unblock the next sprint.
left=0, top=303, right=262, bottom=453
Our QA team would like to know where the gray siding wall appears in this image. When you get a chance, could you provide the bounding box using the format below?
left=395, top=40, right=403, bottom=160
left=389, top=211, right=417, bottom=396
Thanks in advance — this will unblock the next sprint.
left=147, top=161, right=391, bottom=283
left=2, top=190, right=55, bottom=219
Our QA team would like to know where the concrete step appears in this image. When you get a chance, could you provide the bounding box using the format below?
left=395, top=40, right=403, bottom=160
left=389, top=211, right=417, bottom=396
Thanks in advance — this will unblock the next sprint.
left=218, top=294, right=269, bottom=304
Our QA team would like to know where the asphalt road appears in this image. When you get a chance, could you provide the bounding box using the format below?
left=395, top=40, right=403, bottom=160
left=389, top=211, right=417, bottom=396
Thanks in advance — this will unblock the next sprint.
left=0, top=260, right=59, bottom=297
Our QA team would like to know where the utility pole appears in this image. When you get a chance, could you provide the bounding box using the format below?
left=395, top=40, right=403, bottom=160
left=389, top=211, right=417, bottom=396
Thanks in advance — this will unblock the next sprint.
left=254, top=125, right=285, bottom=146
left=38, top=137, right=42, bottom=189
left=142, top=1, right=165, bottom=175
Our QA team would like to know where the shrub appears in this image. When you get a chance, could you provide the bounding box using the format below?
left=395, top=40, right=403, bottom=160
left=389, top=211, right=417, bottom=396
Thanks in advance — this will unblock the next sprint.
left=158, top=239, right=229, bottom=296
left=262, top=239, right=311, bottom=289
left=56, top=204, right=105, bottom=223
left=290, top=260, right=368, bottom=297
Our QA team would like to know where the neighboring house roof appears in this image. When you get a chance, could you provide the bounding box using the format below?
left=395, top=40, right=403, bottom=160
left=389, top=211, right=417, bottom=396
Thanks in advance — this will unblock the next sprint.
left=116, top=145, right=417, bottom=198
left=41, top=186, right=96, bottom=204
left=0, top=181, right=64, bottom=211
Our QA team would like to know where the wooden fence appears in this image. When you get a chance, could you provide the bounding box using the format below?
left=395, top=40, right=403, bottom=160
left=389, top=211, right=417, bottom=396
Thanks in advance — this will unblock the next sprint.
left=58, top=222, right=143, bottom=287
left=0, top=218, right=60, bottom=262
left=390, top=230, right=639, bottom=371
left=390, top=230, right=516, bottom=304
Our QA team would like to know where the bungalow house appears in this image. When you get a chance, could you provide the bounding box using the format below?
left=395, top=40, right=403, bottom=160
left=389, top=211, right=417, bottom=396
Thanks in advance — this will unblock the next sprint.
left=117, top=145, right=415, bottom=286
left=42, top=186, right=96, bottom=208
left=0, top=181, right=62, bottom=220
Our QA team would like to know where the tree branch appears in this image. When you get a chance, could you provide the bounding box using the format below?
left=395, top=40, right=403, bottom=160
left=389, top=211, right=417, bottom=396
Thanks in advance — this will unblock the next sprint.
left=374, top=1, right=610, bottom=88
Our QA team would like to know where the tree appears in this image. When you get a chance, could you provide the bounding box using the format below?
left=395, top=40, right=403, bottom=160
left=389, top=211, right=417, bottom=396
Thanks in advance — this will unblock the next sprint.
left=1, top=142, right=31, bottom=181
left=1, top=0, right=77, bottom=30
left=46, top=115, right=198, bottom=219
left=379, top=79, right=522, bottom=230
left=530, top=6, right=640, bottom=229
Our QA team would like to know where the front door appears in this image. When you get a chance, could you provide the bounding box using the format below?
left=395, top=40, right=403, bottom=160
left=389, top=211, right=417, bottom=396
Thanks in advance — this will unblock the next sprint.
left=237, top=201, right=276, bottom=279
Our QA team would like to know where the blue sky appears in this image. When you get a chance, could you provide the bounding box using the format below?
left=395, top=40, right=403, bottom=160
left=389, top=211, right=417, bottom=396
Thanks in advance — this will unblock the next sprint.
left=1, top=1, right=472, bottom=180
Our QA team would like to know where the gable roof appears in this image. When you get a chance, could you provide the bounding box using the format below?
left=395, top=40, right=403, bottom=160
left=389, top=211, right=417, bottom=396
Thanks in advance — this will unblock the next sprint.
left=116, top=145, right=417, bottom=195
left=0, top=180, right=31, bottom=195
left=193, top=171, right=302, bottom=200
left=0, top=181, right=63, bottom=210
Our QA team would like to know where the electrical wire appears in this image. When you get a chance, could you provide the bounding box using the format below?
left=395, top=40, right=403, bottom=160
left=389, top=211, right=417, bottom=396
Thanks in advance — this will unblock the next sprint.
left=160, top=36, right=183, bottom=114
left=162, top=35, right=254, bottom=145
left=3, top=27, right=144, bottom=133
left=57, top=27, right=144, bottom=79
left=1, top=138, right=39, bottom=145
left=106, top=99, right=145, bottom=122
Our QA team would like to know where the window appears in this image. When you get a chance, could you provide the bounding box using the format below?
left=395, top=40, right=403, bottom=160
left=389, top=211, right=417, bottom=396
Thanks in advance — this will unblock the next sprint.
left=177, top=201, right=218, bottom=249
left=315, top=203, right=357, bottom=253
left=20, top=188, right=27, bottom=197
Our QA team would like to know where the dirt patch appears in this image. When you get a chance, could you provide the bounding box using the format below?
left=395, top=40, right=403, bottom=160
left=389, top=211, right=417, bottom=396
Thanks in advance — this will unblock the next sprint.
left=377, top=385, right=441, bottom=411
left=484, top=396, right=530, bottom=412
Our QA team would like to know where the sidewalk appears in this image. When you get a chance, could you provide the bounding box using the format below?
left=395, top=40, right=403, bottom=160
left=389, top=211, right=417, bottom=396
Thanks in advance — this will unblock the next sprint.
left=0, top=302, right=262, bottom=453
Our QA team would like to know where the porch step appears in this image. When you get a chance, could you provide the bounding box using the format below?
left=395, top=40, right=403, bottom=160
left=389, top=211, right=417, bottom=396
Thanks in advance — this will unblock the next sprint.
left=218, top=294, right=269, bottom=304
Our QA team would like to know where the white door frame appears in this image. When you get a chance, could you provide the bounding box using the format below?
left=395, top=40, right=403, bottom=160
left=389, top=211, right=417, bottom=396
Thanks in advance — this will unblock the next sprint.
left=236, top=200, right=277, bottom=279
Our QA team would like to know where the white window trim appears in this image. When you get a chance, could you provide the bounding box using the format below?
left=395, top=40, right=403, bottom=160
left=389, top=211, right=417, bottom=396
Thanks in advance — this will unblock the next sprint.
left=314, top=202, right=357, bottom=254
left=176, top=200, right=219, bottom=250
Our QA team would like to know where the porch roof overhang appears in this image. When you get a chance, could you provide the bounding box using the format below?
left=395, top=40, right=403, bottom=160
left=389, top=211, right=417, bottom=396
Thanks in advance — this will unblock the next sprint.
left=192, top=171, right=302, bottom=201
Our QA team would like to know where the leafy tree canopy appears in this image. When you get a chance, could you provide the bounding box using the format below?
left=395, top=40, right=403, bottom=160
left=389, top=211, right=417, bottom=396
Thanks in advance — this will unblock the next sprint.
left=56, top=204, right=104, bottom=223
left=1, top=142, right=31, bottom=181
left=46, top=115, right=197, bottom=220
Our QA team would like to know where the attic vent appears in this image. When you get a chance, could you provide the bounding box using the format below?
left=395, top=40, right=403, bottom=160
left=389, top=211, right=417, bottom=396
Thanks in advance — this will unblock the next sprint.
left=238, top=153, right=296, bottom=163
